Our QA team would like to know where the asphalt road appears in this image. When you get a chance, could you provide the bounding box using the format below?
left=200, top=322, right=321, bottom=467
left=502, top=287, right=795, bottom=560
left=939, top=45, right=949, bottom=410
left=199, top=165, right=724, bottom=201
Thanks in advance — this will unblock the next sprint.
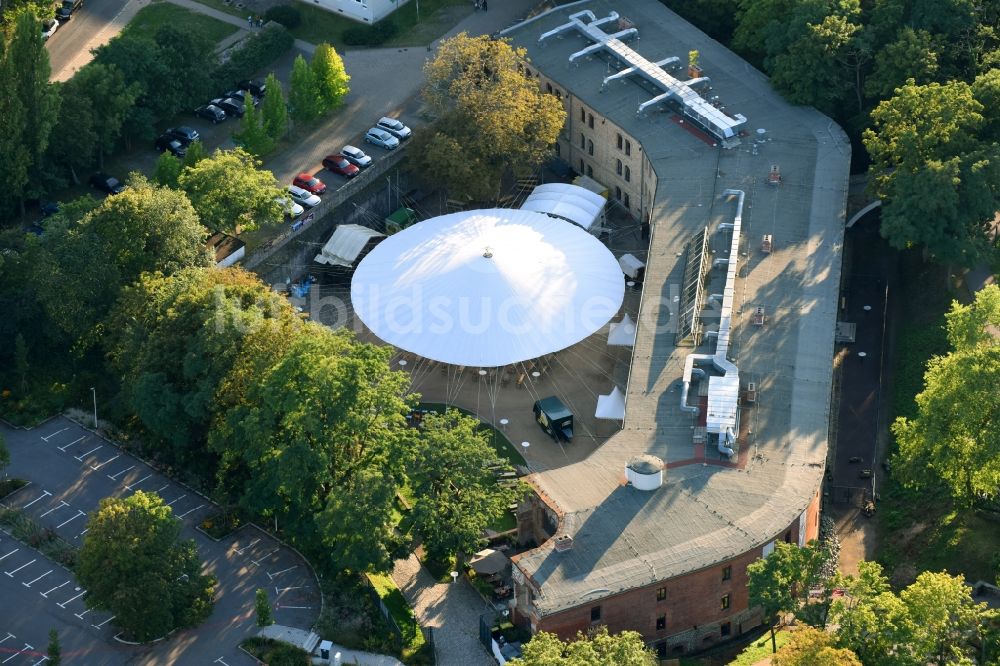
left=1, top=417, right=319, bottom=665
left=47, top=0, right=133, bottom=82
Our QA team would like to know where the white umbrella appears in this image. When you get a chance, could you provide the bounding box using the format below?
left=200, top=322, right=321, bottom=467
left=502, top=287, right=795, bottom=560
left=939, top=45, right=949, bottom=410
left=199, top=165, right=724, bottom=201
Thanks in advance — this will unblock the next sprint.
left=596, top=386, right=626, bottom=420
left=351, top=208, right=624, bottom=367
left=607, top=313, right=636, bottom=347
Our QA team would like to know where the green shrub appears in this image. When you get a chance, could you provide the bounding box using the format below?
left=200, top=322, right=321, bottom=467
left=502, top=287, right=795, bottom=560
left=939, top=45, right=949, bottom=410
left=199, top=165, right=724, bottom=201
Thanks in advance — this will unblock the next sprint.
left=216, top=24, right=294, bottom=88
left=264, top=5, right=302, bottom=29
left=343, top=18, right=398, bottom=46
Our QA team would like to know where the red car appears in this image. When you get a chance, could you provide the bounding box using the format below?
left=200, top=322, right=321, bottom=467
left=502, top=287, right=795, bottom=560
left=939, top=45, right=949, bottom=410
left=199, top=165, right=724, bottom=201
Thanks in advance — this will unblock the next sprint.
left=293, top=172, right=327, bottom=194
left=322, top=154, right=360, bottom=178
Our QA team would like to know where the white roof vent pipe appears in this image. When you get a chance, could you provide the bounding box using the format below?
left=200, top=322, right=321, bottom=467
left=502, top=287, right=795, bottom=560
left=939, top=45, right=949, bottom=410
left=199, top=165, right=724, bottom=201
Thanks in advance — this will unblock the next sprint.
left=719, top=428, right=736, bottom=457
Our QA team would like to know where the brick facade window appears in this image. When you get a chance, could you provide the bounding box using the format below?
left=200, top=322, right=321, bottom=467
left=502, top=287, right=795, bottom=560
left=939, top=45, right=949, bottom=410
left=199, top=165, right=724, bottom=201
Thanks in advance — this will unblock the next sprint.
left=625, top=140, right=632, bottom=156
left=588, top=113, right=594, bottom=129
left=656, top=615, right=666, bottom=630
left=624, top=166, right=631, bottom=182
left=586, top=164, right=593, bottom=177
left=580, top=108, right=586, bottom=122
left=721, top=594, right=730, bottom=610
left=785, top=530, right=792, bottom=543
left=722, top=566, right=731, bottom=581
left=590, top=606, right=601, bottom=622
left=617, top=133, right=623, bottom=150
left=580, top=133, right=585, bottom=149
left=721, top=622, right=731, bottom=637
left=546, top=83, right=552, bottom=94
left=579, top=159, right=585, bottom=173
left=616, top=159, right=623, bottom=175
left=587, top=139, right=594, bottom=156
left=623, top=193, right=630, bottom=208
left=656, top=587, right=666, bottom=601
left=615, top=186, right=622, bottom=200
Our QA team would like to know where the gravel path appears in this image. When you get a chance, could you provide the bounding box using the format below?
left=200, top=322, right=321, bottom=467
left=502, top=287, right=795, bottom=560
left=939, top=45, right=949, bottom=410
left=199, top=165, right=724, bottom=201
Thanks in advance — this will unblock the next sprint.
left=392, top=554, right=496, bottom=666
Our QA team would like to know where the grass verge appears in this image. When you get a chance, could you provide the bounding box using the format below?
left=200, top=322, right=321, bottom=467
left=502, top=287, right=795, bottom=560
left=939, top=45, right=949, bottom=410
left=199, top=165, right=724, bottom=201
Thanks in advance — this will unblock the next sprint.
left=419, top=402, right=526, bottom=467
left=727, top=629, right=793, bottom=666
left=365, top=572, right=428, bottom=662
left=286, top=0, right=469, bottom=48
left=0, top=504, right=79, bottom=570
left=241, top=637, right=310, bottom=664
left=313, top=573, right=400, bottom=656
left=123, top=2, right=238, bottom=44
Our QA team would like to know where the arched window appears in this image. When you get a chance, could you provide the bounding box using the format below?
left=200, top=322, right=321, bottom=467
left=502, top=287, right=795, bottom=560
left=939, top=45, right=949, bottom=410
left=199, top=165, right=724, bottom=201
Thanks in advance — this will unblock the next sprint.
left=579, top=159, right=585, bottom=173
left=625, top=140, right=632, bottom=156
left=580, top=108, right=586, bottom=122
left=554, top=142, right=561, bottom=157
left=580, top=133, right=586, bottom=148
left=624, top=193, right=631, bottom=208
left=616, top=134, right=623, bottom=150
left=624, top=166, right=631, bottom=182
left=588, top=113, right=594, bottom=129
left=587, top=139, right=594, bottom=156
left=615, top=186, right=622, bottom=200
left=616, top=159, right=623, bottom=175
left=586, top=164, right=593, bottom=177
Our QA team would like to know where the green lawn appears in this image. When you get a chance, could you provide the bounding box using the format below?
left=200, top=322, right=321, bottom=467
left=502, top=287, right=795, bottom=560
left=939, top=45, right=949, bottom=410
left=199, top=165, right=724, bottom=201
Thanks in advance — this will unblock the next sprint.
left=122, top=2, right=238, bottom=43
left=418, top=402, right=527, bottom=467
left=365, top=572, right=426, bottom=659
left=727, top=629, right=793, bottom=666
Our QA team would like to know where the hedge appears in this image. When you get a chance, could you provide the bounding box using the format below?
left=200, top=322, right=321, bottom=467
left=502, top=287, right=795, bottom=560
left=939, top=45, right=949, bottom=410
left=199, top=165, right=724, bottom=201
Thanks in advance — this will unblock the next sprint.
left=264, top=5, right=302, bottom=29
left=216, top=23, right=294, bottom=88
left=343, top=18, right=398, bottom=46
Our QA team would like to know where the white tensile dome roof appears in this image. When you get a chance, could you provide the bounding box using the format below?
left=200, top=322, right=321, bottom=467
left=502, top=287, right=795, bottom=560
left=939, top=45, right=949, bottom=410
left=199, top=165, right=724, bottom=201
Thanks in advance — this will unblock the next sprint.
left=351, top=208, right=624, bottom=367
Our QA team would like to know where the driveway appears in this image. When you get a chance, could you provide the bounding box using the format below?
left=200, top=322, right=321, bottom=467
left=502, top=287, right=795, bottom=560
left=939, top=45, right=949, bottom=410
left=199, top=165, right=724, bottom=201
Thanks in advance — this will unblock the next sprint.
left=1, top=417, right=319, bottom=665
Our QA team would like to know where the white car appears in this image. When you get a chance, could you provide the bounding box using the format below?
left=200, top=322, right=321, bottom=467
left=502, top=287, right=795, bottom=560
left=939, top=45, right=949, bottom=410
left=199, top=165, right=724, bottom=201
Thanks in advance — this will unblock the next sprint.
left=365, top=127, right=399, bottom=150
left=376, top=117, right=412, bottom=140
left=342, top=145, right=372, bottom=169
left=287, top=185, right=321, bottom=208
left=275, top=196, right=304, bottom=219
left=42, top=18, right=60, bottom=40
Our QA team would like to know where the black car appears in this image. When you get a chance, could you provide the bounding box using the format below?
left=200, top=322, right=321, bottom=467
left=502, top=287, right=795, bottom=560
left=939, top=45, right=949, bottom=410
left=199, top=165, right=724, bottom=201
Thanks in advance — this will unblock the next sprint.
left=211, top=97, right=245, bottom=118
left=194, top=104, right=226, bottom=124
left=236, top=79, right=266, bottom=97
left=90, top=173, right=125, bottom=195
left=225, top=89, right=260, bottom=107
left=55, top=0, right=82, bottom=21
left=166, top=126, right=201, bottom=145
left=155, top=134, right=187, bottom=158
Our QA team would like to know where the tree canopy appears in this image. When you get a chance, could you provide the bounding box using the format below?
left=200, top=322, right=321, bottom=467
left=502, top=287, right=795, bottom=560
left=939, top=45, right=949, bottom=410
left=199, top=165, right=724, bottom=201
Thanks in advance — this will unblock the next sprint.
left=773, top=627, right=861, bottom=666
left=891, top=284, right=1000, bottom=504
left=77, top=491, right=215, bottom=642
left=508, top=627, right=656, bottom=666
left=311, top=42, right=350, bottom=111
left=413, top=33, right=566, bottom=200
left=177, top=148, right=284, bottom=234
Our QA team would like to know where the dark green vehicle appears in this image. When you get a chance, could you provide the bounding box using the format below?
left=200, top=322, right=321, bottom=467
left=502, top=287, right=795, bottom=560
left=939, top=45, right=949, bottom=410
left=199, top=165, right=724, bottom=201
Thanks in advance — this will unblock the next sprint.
left=533, top=396, right=574, bottom=442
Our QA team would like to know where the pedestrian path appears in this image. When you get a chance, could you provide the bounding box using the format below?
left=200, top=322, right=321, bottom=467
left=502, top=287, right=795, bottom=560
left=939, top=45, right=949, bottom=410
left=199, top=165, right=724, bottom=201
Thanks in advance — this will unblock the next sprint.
left=391, top=553, right=495, bottom=666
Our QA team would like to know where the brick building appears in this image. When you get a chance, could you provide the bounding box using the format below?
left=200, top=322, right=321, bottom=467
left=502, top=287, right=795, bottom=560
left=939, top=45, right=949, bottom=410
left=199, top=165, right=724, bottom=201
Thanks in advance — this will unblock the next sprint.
left=502, top=1, right=849, bottom=659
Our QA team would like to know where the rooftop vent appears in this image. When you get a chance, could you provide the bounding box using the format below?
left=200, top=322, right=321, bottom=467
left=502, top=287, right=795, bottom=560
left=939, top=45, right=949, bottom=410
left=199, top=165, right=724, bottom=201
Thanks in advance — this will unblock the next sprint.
left=625, top=454, right=664, bottom=491
left=553, top=535, right=574, bottom=552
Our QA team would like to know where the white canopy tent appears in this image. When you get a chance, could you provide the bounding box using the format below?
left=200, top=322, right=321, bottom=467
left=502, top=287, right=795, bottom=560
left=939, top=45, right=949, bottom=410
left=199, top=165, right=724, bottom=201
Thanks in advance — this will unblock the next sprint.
left=607, top=313, right=636, bottom=347
left=520, top=183, right=606, bottom=232
left=351, top=208, right=624, bottom=367
left=314, top=224, right=385, bottom=267
left=595, top=386, right=626, bottom=420
left=619, top=253, right=645, bottom=280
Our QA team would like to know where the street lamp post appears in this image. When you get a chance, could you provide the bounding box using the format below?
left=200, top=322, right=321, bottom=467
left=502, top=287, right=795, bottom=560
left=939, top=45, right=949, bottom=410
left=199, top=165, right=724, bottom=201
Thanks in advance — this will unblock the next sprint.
left=90, top=387, right=98, bottom=429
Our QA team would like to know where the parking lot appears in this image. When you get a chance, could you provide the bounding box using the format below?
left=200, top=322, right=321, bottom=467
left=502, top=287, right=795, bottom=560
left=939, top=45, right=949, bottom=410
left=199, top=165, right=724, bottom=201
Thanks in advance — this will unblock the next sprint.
left=1, top=417, right=320, bottom=665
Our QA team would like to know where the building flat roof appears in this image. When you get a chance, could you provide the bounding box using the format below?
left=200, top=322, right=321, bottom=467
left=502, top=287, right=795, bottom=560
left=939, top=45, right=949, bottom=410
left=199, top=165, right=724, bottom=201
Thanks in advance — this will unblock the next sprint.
left=505, top=0, right=850, bottom=616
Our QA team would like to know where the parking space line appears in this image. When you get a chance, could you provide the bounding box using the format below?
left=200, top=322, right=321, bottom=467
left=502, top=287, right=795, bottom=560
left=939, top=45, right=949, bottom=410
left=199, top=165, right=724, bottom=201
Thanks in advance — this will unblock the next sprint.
left=275, top=586, right=302, bottom=597
left=31, top=656, right=49, bottom=666
left=22, top=491, right=52, bottom=509
left=57, top=589, right=86, bottom=608
left=5, top=559, right=36, bottom=577
left=23, top=570, right=53, bottom=588
left=150, top=484, right=169, bottom=495
left=124, top=474, right=151, bottom=490
left=176, top=504, right=205, bottom=519
left=165, top=494, right=186, bottom=506
left=277, top=605, right=313, bottom=609
left=55, top=510, right=85, bottom=529
left=41, top=427, right=69, bottom=442
left=0, top=633, right=13, bottom=645
left=214, top=658, right=230, bottom=665
left=90, top=454, right=119, bottom=470
left=251, top=548, right=279, bottom=566
left=235, top=538, right=261, bottom=555
left=2, top=643, right=32, bottom=664
left=267, top=565, right=297, bottom=580
left=107, top=465, right=135, bottom=480
left=92, top=615, right=115, bottom=629
left=40, top=581, right=70, bottom=598
left=39, top=501, right=68, bottom=517
left=0, top=549, right=20, bottom=563
left=57, top=436, right=85, bottom=452
left=74, top=445, right=102, bottom=461
left=74, top=609, right=92, bottom=620
left=74, top=529, right=89, bottom=540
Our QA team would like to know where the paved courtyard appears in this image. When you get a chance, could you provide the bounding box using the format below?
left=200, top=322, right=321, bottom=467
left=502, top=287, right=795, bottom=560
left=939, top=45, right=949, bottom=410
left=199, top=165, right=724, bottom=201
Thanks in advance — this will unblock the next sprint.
left=1, top=417, right=319, bottom=665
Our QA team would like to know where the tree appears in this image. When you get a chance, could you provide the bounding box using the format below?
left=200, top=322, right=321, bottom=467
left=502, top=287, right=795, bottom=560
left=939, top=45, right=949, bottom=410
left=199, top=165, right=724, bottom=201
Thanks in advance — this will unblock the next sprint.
left=3, top=11, right=60, bottom=207
left=972, top=68, right=1000, bottom=141
left=152, top=152, right=183, bottom=188
left=14, top=333, right=28, bottom=394
left=408, top=410, right=520, bottom=562
left=508, top=627, right=656, bottom=666
left=34, top=175, right=208, bottom=340
left=177, top=148, right=284, bottom=234
left=892, top=285, right=1000, bottom=504
left=77, top=491, right=215, bottom=642
left=233, top=95, right=275, bottom=157
left=0, top=433, right=10, bottom=479
left=865, top=28, right=940, bottom=99
left=255, top=588, right=273, bottom=626
left=0, top=38, right=30, bottom=215
left=209, top=325, right=413, bottom=569
left=288, top=54, right=320, bottom=124
left=260, top=73, right=288, bottom=140
left=182, top=140, right=208, bottom=168
left=747, top=541, right=832, bottom=652
left=414, top=33, right=566, bottom=200
left=46, top=629, right=60, bottom=666
left=70, top=64, right=140, bottom=167
left=152, top=25, right=216, bottom=117
left=92, top=35, right=169, bottom=146
left=863, top=79, right=999, bottom=265
left=104, top=267, right=302, bottom=477
left=311, top=42, right=350, bottom=112
left=46, top=80, right=97, bottom=184
left=773, top=627, right=861, bottom=666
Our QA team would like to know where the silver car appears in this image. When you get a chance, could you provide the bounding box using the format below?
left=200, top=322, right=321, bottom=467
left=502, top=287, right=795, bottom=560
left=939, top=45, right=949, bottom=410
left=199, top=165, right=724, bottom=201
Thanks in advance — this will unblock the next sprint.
left=287, top=185, right=321, bottom=208
left=275, top=196, right=305, bottom=219
left=342, top=145, right=372, bottom=169
left=376, top=116, right=412, bottom=140
left=365, top=127, right=400, bottom=150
